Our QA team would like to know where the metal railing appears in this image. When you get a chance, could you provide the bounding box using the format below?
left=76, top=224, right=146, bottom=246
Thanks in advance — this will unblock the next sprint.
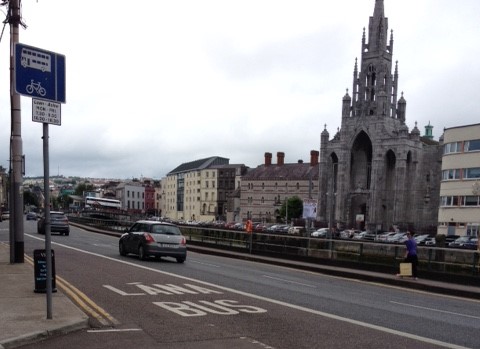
left=68, top=215, right=480, bottom=282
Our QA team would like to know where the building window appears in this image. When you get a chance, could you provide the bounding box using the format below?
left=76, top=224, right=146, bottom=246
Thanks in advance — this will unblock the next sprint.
left=444, top=142, right=462, bottom=154
left=465, top=167, right=480, bottom=179
left=466, top=223, right=479, bottom=237
left=464, top=196, right=479, bottom=206
left=442, top=169, right=461, bottom=180
left=440, top=196, right=455, bottom=206
left=465, top=139, right=480, bottom=152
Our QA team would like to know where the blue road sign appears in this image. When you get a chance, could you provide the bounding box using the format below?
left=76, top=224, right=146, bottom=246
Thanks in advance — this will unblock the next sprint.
left=15, top=43, right=66, bottom=103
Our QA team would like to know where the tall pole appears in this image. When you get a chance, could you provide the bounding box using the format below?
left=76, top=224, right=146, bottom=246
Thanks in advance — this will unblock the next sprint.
left=9, top=0, right=24, bottom=263
left=43, top=123, right=53, bottom=319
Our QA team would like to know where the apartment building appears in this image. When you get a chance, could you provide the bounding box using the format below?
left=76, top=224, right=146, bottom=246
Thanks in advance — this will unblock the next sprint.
left=240, top=151, right=319, bottom=223
left=164, top=157, right=247, bottom=222
left=438, top=123, right=480, bottom=237
left=116, top=181, right=145, bottom=213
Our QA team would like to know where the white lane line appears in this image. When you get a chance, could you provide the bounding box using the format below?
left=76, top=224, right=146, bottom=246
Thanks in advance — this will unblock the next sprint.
left=87, top=328, right=142, bottom=333
left=390, top=301, right=480, bottom=320
left=25, top=234, right=470, bottom=349
left=189, top=259, right=221, bottom=268
left=262, top=275, right=316, bottom=288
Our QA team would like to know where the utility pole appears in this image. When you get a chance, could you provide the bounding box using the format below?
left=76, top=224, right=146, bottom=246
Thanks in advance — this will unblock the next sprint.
left=8, top=0, right=24, bottom=263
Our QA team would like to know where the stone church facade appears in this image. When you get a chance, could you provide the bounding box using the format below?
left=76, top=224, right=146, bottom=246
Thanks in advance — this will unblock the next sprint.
left=317, top=0, right=442, bottom=233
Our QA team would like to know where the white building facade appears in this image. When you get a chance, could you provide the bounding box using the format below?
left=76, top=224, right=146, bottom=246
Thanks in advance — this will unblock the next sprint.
left=116, top=182, right=145, bottom=212
left=438, top=123, right=480, bottom=237
left=164, top=157, right=243, bottom=222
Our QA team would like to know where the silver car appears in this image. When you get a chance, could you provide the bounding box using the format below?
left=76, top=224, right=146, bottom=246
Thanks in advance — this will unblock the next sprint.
left=119, top=220, right=187, bottom=263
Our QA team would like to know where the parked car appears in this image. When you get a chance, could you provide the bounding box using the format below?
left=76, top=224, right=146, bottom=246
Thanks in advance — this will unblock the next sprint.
left=288, top=226, right=305, bottom=235
left=414, top=234, right=430, bottom=245
left=445, top=235, right=461, bottom=245
left=37, top=211, right=70, bottom=235
left=26, top=212, right=37, bottom=220
left=311, top=228, right=329, bottom=238
left=1, top=211, right=10, bottom=220
left=352, top=231, right=368, bottom=240
left=376, top=232, right=396, bottom=242
left=449, top=236, right=477, bottom=249
left=424, top=237, right=436, bottom=246
left=119, top=220, right=187, bottom=263
left=362, top=231, right=377, bottom=241
left=339, top=229, right=353, bottom=239
left=387, top=232, right=406, bottom=243
left=462, top=238, right=478, bottom=250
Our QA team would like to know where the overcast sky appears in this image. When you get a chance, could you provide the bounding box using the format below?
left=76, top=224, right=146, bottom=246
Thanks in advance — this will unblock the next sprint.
left=0, top=0, right=479, bottom=179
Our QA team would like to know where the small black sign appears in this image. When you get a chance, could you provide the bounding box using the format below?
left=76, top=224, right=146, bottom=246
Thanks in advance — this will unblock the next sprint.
left=33, top=249, right=57, bottom=293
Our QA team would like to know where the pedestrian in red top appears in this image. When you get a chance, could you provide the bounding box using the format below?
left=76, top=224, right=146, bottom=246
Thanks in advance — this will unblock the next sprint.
left=245, top=220, right=253, bottom=234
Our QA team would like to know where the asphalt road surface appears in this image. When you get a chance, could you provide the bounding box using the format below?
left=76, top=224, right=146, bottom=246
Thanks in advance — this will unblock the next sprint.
left=15, top=221, right=480, bottom=348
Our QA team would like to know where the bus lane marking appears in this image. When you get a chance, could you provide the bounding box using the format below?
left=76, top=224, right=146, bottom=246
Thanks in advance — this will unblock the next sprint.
left=390, top=301, right=480, bottom=320
left=103, top=282, right=268, bottom=317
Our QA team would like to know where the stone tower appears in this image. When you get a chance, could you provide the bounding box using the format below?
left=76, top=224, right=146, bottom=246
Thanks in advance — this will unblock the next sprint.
left=317, top=0, right=441, bottom=233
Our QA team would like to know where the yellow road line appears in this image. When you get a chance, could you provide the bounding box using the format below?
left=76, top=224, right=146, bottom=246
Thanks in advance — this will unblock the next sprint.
left=24, top=254, right=118, bottom=326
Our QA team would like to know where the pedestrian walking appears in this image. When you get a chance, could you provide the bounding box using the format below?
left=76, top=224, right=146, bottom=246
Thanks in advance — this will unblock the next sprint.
left=403, top=230, right=418, bottom=279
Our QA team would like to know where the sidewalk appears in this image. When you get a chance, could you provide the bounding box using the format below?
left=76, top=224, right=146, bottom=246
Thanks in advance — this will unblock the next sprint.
left=0, top=243, right=88, bottom=349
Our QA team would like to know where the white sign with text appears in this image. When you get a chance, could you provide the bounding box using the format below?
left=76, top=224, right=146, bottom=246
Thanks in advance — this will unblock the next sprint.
left=32, top=98, right=61, bottom=125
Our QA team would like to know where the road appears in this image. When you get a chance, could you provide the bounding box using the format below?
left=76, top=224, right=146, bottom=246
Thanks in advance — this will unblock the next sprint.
left=13, top=220, right=480, bottom=348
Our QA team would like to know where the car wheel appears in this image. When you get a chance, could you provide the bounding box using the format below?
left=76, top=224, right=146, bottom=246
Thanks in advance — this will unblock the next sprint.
left=176, top=257, right=185, bottom=263
left=138, top=245, right=147, bottom=260
left=119, top=242, right=127, bottom=256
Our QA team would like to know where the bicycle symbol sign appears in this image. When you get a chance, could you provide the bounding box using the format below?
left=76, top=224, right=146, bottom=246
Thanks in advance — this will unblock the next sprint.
left=14, top=43, right=66, bottom=103
left=26, top=79, right=47, bottom=97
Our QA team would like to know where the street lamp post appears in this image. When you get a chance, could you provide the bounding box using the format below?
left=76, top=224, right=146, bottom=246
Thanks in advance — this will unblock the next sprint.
left=285, top=197, right=288, bottom=224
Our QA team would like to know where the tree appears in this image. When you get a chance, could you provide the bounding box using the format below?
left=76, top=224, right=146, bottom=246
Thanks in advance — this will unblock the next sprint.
left=23, top=191, right=39, bottom=208
left=279, top=196, right=303, bottom=222
left=74, top=182, right=95, bottom=196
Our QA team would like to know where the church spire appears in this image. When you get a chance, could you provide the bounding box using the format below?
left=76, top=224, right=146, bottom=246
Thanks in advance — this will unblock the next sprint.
left=348, top=0, right=400, bottom=119
left=368, top=0, right=388, bottom=54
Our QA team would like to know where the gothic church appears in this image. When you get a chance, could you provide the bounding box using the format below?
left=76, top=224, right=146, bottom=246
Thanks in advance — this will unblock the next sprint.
left=317, top=0, right=442, bottom=233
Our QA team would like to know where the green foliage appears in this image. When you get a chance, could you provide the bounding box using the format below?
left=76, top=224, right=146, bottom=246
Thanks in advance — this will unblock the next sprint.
left=53, top=192, right=73, bottom=210
left=74, top=182, right=95, bottom=196
left=279, top=196, right=303, bottom=222
left=23, top=191, right=39, bottom=207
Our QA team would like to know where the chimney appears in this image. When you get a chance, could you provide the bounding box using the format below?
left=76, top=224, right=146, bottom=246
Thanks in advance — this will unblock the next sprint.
left=264, top=152, right=272, bottom=166
left=310, top=150, right=319, bottom=166
left=277, top=152, right=285, bottom=166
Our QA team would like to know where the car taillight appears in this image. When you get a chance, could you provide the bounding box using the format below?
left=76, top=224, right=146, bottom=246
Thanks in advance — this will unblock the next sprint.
left=180, top=237, right=186, bottom=246
left=144, top=233, right=155, bottom=244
